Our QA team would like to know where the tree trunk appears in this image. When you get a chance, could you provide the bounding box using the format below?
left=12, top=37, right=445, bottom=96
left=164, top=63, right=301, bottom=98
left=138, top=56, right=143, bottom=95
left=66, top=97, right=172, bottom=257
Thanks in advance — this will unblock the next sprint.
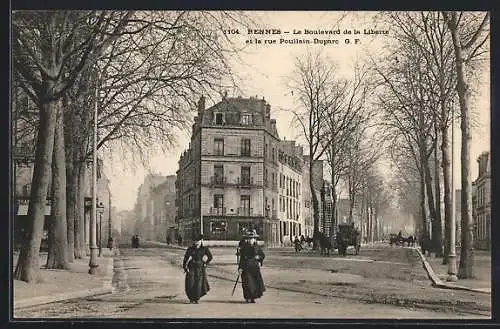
left=74, top=162, right=86, bottom=258
left=310, top=165, right=320, bottom=250
left=446, top=15, right=475, bottom=279
left=434, top=131, right=443, bottom=257
left=418, top=147, right=428, bottom=253
left=441, top=115, right=452, bottom=265
left=46, top=102, right=69, bottom=269
left=369, top=203, right=374, bottom=243
left=424, top=158, right=440, bottom=256
left=14, top=98, right=58, bottom=283
left=65, top=152, right=76, bottom=263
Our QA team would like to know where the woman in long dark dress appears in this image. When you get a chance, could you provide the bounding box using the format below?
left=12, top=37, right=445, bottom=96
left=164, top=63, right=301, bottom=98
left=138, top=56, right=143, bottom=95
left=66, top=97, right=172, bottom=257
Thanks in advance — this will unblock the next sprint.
left=182, top=235, right=213, bottom=303
left=238, top=230, right=266, bottom=303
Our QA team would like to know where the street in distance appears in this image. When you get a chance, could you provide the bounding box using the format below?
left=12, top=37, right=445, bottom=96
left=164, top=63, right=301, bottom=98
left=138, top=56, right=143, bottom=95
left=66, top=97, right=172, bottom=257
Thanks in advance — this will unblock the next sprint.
left=222, top=28, right=389, bottom=35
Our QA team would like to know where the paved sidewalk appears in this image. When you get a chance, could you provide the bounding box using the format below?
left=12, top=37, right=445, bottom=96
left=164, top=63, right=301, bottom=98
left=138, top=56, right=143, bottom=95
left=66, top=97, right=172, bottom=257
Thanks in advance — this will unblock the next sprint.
left=413, top=248, right=491, bottom=294
left=426, top=251, right=491, bottom=293
left=13, top=249, right=115, bottom=310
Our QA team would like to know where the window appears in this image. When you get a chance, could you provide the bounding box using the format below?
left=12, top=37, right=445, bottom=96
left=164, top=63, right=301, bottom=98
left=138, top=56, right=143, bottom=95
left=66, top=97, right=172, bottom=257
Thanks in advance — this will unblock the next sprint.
left=214, top=138, right=224, bottom=155
left=241, top=114, right=252, bottom=125
left=241, top=139, right=251, bottom=157
left=241, top=166, right=251, bottom=185
left=240, top=195, right=251, bottom=209
left=214, top=194, right=224, bottom=209
left=215, top=112, right=224, bottom=125
left=264, top=169, right=268, bottom=186
left=214, top=165, right=224, bottom=184
left=272, top=147, right=275, bottom=162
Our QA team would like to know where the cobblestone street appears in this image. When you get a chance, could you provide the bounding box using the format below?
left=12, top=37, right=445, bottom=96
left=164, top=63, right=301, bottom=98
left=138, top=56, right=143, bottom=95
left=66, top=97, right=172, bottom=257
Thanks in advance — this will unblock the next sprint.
left=14, top=245, right=490, bottom=319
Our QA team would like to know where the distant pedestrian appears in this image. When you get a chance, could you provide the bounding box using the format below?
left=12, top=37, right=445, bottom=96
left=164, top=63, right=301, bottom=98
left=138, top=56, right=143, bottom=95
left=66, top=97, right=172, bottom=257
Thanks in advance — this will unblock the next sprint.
left=238, top=230, right=266, bottom=303
left=131, top=234, right=139, bottom=248
left=166, top=235, right=171, bottom=245
left=294, top=236, right=303, bottom=253
left=178, top=235, right=183, bottom=246
left=182, top=234, right=213, bottom=304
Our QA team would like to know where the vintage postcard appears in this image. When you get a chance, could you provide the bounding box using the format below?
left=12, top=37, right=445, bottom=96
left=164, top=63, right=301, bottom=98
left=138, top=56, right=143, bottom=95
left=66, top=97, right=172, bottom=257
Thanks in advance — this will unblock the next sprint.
left=11, top=10, right=491, bottom=321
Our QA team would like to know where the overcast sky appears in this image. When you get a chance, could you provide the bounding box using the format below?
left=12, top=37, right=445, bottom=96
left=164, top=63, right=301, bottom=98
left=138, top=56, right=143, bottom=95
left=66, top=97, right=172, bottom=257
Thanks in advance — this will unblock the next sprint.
left=103, top=11, right=490, bottom=211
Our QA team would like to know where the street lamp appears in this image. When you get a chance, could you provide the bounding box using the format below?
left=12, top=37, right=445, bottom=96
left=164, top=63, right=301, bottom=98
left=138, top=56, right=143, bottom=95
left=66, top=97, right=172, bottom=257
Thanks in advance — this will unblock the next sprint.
left=447, top=105, right=458, bottom=282
left=107, top=190, right=113, bottom=250
left=97, top=202, right=105, bottom=257
left=89, top=66, right=100, bottom=274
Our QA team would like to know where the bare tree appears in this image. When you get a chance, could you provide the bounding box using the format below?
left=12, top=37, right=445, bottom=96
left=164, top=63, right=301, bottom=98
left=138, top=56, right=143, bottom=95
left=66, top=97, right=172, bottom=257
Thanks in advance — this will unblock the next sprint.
left=46, top=101, right=68, bottom=269
left=12, top=11, right=136, bottom=282
left=387, top=11, right=459, bottom=263
left=323, top=62, right=374, bottom=237
left=442, top=11, right=490, bottom=279
left=289, top=51, right=348, bottom=249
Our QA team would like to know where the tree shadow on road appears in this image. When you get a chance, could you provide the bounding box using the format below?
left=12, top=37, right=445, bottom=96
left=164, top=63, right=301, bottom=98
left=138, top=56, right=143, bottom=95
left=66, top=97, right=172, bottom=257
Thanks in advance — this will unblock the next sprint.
left=199, top=300, right=249, bottom=304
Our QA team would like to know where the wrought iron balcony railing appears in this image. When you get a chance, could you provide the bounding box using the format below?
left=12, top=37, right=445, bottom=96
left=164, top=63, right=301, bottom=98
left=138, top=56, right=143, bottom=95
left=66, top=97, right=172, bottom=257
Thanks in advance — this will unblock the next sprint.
left=210, top=207, right=226, bottom=216
left=210, top=176, right=227, bottom=186
left=236, top=176, right=254, bottom=186
left=238, top=207, right=253, bottom=216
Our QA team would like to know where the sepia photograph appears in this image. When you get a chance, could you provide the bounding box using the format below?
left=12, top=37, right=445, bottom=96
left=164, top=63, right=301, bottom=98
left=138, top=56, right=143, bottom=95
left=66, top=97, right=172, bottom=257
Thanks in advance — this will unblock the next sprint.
left=10, top=10, right=491, bottom=321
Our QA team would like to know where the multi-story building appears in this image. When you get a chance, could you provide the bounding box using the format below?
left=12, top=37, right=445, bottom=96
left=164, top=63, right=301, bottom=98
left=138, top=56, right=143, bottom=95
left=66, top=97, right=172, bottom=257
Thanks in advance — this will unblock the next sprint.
left=150, top=175, right=176, bottom=242
left=277, top=140, right=304, bottom=244
left=132, top=174, right=167, bottom=240
left=177, top=96, right=328, bottom=246
left=473, top=151, right=491, bottom=250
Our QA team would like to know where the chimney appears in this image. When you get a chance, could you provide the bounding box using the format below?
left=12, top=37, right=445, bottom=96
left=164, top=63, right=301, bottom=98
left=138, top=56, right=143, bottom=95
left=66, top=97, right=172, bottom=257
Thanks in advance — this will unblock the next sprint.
left=270, top=119, right=276, bottom=133
left=265, top=103, right=271, bottom=118
left=198, top=96, right=206, bottom=112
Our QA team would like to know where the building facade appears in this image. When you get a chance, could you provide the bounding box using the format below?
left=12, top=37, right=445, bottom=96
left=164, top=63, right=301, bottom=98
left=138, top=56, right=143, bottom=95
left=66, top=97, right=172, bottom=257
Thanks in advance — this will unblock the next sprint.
left=150, top=175, right=176, bottom=242
left=176, top=96, right=328, bottom=246
left=132, top=174, right=168, bottom=240
left=473, top=151, right=491, bottom=250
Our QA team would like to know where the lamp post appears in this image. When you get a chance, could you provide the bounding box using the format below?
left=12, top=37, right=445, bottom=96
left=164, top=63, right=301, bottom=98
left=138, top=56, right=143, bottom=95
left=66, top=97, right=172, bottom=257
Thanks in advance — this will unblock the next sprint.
left=89, top=67, right=100, bottom=274
left=447, top=106, right=458, bottom=282
left=107, top=190, right=113, bottom=250
left=98, top=202, right=104, bottom=257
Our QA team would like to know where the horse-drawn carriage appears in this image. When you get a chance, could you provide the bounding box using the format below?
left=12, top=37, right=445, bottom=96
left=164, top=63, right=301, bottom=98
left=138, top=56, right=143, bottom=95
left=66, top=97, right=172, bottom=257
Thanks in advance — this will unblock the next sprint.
left=335, top=224, right=361, bottom=256
left=317, top=223, right=361, bottom=256
left=389, top=233, right=416, bottom=247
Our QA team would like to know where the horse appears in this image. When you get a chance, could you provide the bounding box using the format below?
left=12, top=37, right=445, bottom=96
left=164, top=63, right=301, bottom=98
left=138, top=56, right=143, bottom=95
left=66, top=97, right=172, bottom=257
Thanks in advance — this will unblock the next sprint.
left=401, top=235, right=416, bottom=247
left=317, top=232, right=333, bottom=256
left=389, top=234, right=400, bottom=247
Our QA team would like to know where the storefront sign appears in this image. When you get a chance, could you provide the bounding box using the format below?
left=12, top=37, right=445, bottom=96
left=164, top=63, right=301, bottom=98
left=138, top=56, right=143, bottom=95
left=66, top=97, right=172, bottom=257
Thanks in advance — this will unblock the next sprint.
left=210, top=221, right=227, bottom=233
left=16, top=199, right=52, bottom=216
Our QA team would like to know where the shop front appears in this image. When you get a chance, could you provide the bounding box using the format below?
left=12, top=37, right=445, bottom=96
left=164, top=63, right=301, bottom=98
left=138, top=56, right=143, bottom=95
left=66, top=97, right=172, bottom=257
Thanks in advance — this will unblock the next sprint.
left=14, top=197, right=51, bottom=251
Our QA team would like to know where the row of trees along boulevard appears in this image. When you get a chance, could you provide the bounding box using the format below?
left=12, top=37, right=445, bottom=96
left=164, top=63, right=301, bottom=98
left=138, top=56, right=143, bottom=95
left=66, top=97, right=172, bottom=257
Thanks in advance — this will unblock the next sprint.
left=12, top=10, right=254, bottom=283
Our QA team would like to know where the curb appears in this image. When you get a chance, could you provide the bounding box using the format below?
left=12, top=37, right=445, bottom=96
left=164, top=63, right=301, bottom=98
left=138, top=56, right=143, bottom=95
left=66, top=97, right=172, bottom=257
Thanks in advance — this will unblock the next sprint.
left=410, top=247, right=490, bottom=295
left=14, top=255, right=115, bottom=310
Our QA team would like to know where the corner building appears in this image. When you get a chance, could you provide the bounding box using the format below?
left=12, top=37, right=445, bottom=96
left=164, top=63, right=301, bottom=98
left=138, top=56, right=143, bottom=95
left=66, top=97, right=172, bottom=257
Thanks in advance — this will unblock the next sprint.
left=177, top=96, right=304, bottom=246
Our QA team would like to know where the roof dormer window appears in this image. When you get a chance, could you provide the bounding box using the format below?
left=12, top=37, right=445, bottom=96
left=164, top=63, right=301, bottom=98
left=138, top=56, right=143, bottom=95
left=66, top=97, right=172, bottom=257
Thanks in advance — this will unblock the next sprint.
left=214, top=112, right=225, bottom=125
left=241, top=113, right=252, bottom=126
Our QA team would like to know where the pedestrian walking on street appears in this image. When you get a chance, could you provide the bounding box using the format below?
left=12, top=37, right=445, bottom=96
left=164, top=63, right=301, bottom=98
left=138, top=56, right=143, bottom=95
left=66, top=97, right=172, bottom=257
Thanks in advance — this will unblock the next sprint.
left=238, top=230, right=266, bottom=303
left=182, top=234, right=213, bottom=304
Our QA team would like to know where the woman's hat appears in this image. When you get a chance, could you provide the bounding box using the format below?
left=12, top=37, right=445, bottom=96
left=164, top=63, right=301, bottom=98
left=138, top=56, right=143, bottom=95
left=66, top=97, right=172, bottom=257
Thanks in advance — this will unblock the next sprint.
left=245, top=229, right=259, bottom=238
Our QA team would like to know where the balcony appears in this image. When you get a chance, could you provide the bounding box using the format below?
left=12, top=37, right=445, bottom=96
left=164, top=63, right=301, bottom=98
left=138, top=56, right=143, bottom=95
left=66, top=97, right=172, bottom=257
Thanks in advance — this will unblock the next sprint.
left=238, top=207, right=253, bottom=216
left=210, top=176, right=227, bottom=186
left=209, top=207, right=226, bottom=216
left=236, top=176, right=254, bottom=187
